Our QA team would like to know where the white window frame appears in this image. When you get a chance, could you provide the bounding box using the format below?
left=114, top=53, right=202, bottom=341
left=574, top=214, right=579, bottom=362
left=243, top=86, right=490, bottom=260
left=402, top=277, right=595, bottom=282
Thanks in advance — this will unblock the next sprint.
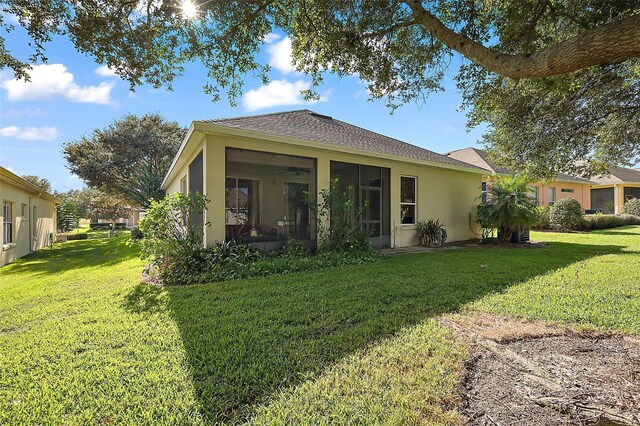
left=3, top=201, right=14, bottom=245
left=548, top=187, right=556, bottom=206
left=400, top=176, right=417, bottom=225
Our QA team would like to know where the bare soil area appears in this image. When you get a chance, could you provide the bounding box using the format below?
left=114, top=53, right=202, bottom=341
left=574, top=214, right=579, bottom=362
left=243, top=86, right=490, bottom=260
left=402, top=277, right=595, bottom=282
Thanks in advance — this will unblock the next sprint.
left=440, top=315, right=640, bottom=425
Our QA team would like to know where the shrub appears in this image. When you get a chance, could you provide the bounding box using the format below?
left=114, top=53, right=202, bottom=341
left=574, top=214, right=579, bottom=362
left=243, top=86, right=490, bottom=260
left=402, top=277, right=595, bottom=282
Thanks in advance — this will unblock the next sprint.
left=138, top=192, right=209, bottom=285
left=580, top=213, right=640, bottom=231
left=130, top=227, right=143, bottom=240
left=549, top=198, right=583, bottom=230
left=624, top=198, right=640, bottom=216
left=417, top=219, right=447, bottom=246
left=309, top=178, right=371, bottom=252
left=67, top=233, right=88, bottom=240
left=476, top=175, right=538, bottom=242
left=532, top=206, right=551, bottom=230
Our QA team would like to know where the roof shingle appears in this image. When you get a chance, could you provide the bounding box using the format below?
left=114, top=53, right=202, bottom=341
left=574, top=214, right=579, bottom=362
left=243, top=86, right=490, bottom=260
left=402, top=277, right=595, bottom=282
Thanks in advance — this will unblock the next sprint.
left=201, top=110, right=486, bottom=171
left=446, top=147, right=594, bottom=183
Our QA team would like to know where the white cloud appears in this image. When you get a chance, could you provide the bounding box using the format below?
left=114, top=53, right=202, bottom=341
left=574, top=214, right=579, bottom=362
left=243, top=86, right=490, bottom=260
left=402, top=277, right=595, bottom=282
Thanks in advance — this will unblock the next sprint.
left=266, top=37, right=296, bottom=74
left=1, top=64, right=114, bottom=104
left=0, top=125, right=58, bottom=141
left=262, top=32, right=282, bottom=44
left=242, top=79, right=327, bottom=112
left=2, top=108, right=47, bottom=119
left=94, top=65, right=118, bottom=77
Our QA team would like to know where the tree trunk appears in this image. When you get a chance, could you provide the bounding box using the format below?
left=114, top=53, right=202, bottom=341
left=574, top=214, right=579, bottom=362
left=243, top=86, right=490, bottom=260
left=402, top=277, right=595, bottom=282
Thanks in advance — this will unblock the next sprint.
left=404, top=1, right=640, bottom=78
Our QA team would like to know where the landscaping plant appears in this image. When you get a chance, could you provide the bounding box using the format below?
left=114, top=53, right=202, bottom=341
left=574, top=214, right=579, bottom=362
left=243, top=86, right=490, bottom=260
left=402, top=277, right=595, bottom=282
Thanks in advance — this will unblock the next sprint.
left=417, top=219, right=447, bottom=247
left=532, top=206, right=551, bottom=230
left=624, top=198, right=640, bottom=217
left=476, top=175, right=538, bottom=242
left=138, top=192, right=209, bottom=285
left=309, top=178, right=371, bottom=252
left=549, top=198, right=583, bottom=231
left=580, top=213, right=640, bottom=231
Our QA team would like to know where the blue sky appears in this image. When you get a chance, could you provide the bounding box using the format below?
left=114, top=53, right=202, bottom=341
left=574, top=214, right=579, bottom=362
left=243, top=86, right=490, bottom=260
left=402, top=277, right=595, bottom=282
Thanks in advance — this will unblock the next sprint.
left=0, top=19, right=485, bottom=193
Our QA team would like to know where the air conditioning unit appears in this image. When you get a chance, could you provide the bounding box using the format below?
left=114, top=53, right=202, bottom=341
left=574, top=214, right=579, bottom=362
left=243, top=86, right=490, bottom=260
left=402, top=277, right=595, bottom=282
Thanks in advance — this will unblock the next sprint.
left=497, top=226, right=530, bottom=243
left=510, top=226, right=530, bottom=243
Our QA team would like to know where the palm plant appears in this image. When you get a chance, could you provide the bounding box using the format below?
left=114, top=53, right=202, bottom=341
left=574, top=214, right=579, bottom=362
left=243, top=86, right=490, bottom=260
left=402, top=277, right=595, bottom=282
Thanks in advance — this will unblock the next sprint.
left=476, top=175, right=538, bottom=242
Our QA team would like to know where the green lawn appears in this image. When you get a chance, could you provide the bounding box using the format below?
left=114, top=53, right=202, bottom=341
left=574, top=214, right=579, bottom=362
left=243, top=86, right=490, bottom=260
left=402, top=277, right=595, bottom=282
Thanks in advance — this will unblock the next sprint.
left=1, top=227, right=638, bottom=424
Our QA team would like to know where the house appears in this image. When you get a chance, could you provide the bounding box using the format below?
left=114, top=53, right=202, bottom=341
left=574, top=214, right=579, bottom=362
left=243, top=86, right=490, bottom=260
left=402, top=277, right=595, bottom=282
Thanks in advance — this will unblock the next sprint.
left=161, top=110, right=487, bottom=249
left=96, top=209, right=143, bottom=228
left=446, top=148, right=594, bottom=210
left=1, top=166, right=61, bottom=267
left=589, top=166, right=640, bottom=214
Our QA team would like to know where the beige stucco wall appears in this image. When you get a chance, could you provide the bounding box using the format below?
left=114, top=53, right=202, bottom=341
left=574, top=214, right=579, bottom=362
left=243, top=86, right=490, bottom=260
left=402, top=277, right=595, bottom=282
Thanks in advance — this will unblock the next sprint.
left=1, top=180, right=57, bottom=267
left=165, top=132, right=483, bottom=248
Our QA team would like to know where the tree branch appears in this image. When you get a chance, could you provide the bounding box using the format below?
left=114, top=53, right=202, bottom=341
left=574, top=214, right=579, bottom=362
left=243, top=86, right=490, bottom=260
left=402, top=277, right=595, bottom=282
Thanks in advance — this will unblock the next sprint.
left=403, top=0, right=640, bottom=79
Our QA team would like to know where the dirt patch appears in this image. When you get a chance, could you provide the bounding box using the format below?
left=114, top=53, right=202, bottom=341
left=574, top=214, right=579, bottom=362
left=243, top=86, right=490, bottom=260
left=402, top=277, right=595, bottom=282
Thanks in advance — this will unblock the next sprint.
left=440, top=315, right=640, bottom=425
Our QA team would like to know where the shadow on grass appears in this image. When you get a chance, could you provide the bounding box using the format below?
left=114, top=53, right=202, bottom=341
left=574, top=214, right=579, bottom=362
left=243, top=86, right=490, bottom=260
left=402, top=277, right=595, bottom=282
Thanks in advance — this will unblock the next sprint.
left=2, top=236, right=139, bottom=277
left=124, top=241, right=625, bottom=424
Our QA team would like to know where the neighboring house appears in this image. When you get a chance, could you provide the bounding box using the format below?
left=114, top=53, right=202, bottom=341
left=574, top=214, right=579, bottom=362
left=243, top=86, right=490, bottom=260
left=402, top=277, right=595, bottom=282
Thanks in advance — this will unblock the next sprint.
left=1, top=166, right=61, bottom=267
left=446, top=147, right=594, bottom=210
left=161, top=110, right=487, bottom=249
left=589, top=166, right=640, bottom=214
left=96, top=209, right=142, bottom=228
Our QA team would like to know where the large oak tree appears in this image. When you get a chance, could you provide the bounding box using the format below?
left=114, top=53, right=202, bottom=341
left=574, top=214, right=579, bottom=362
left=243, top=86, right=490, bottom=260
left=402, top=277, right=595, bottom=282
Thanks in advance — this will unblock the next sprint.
left=63, top=114, right=185, bottom=208
left=3, top=1, right=639, bottom=175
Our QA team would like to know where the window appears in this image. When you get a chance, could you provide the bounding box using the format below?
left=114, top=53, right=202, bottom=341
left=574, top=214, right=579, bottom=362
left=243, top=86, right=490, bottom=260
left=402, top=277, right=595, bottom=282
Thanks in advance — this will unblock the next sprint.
left=3, top=201, right=13, bottom=244
left=179, top=176, right=187, bottom=194
left=561, top=188, right=575, bottom=193
left=548, top=187, right=556, bottom=206
left=225, top=177, right=260, bottom=227
left=481, top=182, right=488, bottom=204
left=400, top=176, right=416, bottom=224
left=32, top=206, right=37, bottom=242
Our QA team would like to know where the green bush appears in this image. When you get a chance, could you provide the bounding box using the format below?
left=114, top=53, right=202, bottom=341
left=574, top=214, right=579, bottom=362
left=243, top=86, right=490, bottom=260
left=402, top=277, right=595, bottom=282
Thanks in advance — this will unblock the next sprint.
left=67, top=233, right=88, bottom=241
left=624, top=198, right=640, bottom=216
left=310, top=178, right=371, bottom=252
left=580, top=214, right=640, bottom=230
left=549, top=198, right=583, bottom=230
left=138, top=192, right=209, bottom=285
left=416, top=219, right=447, bottom=246
left=532, top=206, right=551, bottom=230
left=201, top=249, right=382, bottom=283
left=130, top=227, right=143, bottom=240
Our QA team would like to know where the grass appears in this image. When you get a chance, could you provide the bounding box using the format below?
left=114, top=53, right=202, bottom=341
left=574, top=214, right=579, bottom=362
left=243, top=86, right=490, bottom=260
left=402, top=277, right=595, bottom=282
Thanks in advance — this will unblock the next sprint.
left=1, top=227, right=638, bottom=424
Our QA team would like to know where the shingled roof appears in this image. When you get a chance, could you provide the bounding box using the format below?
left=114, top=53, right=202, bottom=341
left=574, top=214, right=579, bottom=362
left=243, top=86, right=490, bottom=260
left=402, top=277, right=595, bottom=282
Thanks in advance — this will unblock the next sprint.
left=201, top=110, right=486, bottom=171
left=590, top=166, right=640, bottom=184
left=446, top=147, right=594, bottom=183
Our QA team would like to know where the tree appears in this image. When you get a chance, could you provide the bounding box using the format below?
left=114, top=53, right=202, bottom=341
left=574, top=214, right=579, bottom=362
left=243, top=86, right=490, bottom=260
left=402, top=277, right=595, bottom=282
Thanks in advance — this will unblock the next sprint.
left=88, top=193, right=131, bottom=231
left=3, top=1, right=639, bottom=173
left=57, top=201, right=79, bottom=232
left=476, top=175, right=538, bottom=243
left=54, top=187, right=99, bottom=219
left=63, top=114, right=184, bottom=208
left=21, top=175, right=52, bottom=193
